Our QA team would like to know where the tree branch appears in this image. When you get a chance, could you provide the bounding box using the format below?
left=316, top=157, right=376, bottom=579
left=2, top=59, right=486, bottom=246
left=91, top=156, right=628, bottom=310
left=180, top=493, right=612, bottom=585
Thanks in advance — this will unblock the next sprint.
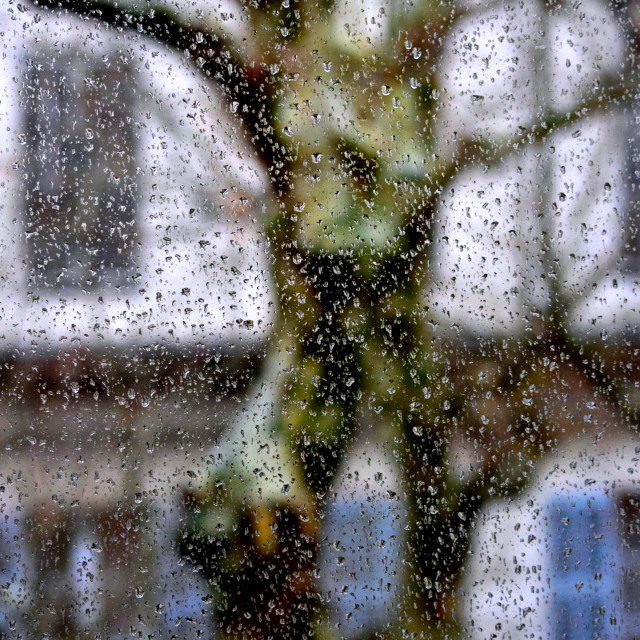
left=29, top=0, right=291, bottom=190
left=433, top=76, right=629, bottom=196
left=398, top=75, right=631, bottom=285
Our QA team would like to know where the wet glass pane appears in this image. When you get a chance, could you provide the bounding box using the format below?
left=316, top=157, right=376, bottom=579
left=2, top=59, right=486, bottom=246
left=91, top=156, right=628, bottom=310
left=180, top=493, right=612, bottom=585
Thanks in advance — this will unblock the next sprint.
left=24, top=51, right=137, bottom=291
left=2, top=0, right=640, bottom=639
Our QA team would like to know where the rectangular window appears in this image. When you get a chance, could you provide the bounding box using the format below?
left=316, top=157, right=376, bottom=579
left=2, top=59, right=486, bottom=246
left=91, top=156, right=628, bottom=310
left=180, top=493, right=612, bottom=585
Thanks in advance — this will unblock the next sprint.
left=548, top=493, right=621, bottom=639
left=623, top=110, right=640, bottom=275
left=618, top=493, right=640, bottom=639
left=23, top=52, right=137, bottom=293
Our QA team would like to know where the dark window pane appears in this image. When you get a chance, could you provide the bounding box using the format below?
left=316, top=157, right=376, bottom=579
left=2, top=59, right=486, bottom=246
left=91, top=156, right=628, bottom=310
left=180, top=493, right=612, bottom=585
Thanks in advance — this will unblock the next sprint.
left=23, top=52, right=137, bottom=292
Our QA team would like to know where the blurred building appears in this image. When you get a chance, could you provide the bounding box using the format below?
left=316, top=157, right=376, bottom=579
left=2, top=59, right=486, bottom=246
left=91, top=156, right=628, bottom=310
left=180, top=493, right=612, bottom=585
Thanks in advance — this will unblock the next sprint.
left=459, top=436, right=640, bottom=640
left=0, top=4, right=271, bottom=353
left=1, top=0, right=640, bottom=638
left=0, top=1, right=273, bottom=637
left=435, top=1, right=640, bottom=638
left=430, top=0, right=632, bottom=339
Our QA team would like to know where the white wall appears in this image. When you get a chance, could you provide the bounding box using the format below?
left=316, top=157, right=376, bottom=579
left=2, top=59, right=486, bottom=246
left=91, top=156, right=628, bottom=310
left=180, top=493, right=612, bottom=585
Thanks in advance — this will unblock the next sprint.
left=430, top=0, right=634, bottom=339
left=0, top=3, right=274, bottom=355
left=459, top=433, right=640, bottom=639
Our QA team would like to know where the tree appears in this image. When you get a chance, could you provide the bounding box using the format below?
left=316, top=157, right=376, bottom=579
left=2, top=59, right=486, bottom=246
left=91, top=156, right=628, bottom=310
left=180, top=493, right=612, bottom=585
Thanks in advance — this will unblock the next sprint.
left=29, top=0, right=640, bottom=638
